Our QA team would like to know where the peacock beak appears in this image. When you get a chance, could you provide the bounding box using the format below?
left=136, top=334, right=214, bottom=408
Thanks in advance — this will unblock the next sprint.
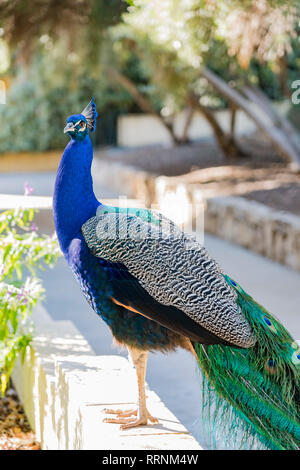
left=64, top=122, right=75, bottom=133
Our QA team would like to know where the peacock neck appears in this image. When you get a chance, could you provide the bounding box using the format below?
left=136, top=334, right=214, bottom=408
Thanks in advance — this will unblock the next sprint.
left=53, top=135, right=100, bottom=257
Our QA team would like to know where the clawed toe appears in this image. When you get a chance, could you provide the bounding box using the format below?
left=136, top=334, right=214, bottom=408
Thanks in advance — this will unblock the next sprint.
left=120, top=417, right=148, bottom=429
left=103, top=416, right=137, bottom=425
left=102, top=407, right=158, bottom=428
left=102, top=408, right=137, bottom=418
left=148, top=414, right=159, bottom=424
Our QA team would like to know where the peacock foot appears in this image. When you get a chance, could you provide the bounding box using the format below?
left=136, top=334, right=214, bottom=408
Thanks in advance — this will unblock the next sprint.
left=102, top=408, right=158, bottom=429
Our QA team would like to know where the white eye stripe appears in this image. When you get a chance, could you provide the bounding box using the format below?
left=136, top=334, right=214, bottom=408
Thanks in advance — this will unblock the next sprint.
left=74, top=120, right=87, bottom=132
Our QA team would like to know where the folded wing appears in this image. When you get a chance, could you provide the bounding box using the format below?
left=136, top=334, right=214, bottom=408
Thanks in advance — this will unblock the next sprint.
left=82, top=208, right=255, bottom=348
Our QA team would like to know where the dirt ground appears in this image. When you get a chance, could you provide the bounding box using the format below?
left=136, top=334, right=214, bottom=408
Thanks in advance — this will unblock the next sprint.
left=0, top=384, right=40, bottom=450
left=99, top=134, right=300, bottom=217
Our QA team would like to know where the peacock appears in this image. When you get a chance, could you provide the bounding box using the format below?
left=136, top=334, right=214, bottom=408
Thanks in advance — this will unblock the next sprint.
left=53, top=99, right=300, bottom=450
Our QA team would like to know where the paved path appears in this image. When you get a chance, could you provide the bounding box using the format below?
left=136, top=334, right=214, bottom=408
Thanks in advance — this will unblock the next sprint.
left=0, top=170, right=117, bottom=199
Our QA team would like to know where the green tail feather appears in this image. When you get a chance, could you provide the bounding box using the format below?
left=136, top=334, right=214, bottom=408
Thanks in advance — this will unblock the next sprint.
left=195, top=275, right=300, bottom=450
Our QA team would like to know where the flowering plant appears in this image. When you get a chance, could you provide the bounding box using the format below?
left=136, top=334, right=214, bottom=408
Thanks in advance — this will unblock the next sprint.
left=0, top=194, right=61, bottom=394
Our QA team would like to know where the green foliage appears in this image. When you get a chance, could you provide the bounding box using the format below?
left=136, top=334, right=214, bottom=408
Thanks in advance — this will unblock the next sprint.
left=0, top=0, right=299, bottom=151
left=288, top=29, right=300, bottom=78
left=0, top=207, right=61, bottom=394
left=0, top=0, right=90, bottom=56
left=116, top=0, right=300, bottom=114
left=124, top=0, right=299, bottom=69
left=0, top=39, right=135, bottom=152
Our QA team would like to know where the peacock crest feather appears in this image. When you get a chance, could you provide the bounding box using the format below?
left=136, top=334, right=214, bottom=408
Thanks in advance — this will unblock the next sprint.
left=81, top=97, right=98, bottom=132
left=195, top=275, right=300, bottom=450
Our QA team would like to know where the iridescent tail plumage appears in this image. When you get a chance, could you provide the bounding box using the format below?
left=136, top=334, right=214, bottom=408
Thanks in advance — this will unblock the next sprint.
left=195, top=275, right=300, bottom=450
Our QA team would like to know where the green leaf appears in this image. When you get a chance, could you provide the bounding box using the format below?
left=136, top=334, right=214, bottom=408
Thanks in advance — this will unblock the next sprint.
left=28, top=209, right=35, bottom=222
left=15, top=263, right=22, bottom=279
left=3, top=244, right=12, bottom=263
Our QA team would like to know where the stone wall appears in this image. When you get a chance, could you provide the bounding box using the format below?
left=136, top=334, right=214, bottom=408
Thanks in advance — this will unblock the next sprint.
left=93, top=160, right=300, bottom=272
left=205, top=196, right=300, bottom=271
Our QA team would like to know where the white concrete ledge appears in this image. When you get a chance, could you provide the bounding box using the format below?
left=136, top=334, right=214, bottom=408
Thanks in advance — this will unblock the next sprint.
left=0, top=193, right=55, bottom=234
left=0, top=194, right=52, bottom=210
left=12, top=305, right=202, bottom=450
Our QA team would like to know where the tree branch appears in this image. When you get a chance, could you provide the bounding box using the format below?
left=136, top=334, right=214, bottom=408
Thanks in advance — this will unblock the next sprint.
left=188, top=94, right=243, bottom=159
left=105, top=66, right=180, bottom=144
left=201, top=67, right=300, bottom=170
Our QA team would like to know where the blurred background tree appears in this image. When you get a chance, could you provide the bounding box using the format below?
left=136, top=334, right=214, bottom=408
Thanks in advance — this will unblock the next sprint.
left=0, top=0, right=135, bottom=149
left=116, top=0, right=300, bottom=161
left=0, top=0, right=299, bottom=164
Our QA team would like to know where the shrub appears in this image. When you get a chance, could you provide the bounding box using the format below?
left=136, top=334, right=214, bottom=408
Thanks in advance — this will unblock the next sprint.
left=0, top=43, right=135, bottom=153
left=0, top=202, right=61, bottom=393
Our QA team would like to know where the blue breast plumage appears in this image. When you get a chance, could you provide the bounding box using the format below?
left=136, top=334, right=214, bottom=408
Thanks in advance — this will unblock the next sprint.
left=67, top=233, right=184, bottom=351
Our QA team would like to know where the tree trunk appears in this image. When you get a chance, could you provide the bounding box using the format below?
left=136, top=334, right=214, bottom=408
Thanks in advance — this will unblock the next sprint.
left=242, top=83, right=300, bottom=154
left=201, top=67, right=300, bottom=171
left=278, top=54, right=291, bottom=99
left=180, top=104, right=194, bottom=143
left=188, top=94, right=244, bottom=159
left=230, top=105, right=236, bottom=138
left=105, top=66, right=180, bottom=144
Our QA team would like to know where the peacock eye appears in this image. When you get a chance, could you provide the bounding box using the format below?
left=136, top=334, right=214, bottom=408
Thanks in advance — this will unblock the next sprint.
left=291, top=350, right=300, bottom=365
left=265, top=358, right=277, bottom=375
left=79, top=121, right=85, bottom=128
left=262, top=315, right=277, bottom=333
left=263, top=316, right=272, bottom=326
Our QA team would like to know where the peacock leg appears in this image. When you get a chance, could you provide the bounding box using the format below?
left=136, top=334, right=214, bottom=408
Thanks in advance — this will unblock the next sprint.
left=103, top=346, right=158, bottom=429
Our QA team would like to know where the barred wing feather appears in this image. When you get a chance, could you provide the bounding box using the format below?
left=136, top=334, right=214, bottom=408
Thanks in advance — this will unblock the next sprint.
left=82, top=208, right=255, bottom=348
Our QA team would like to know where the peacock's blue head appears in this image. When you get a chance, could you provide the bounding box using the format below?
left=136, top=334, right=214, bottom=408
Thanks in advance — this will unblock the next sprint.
left=64, top=98, right=98, bottom=141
